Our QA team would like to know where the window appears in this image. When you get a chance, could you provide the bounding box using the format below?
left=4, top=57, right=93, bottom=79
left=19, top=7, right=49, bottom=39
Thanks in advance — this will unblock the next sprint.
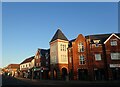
left=79, top=55, right=85, bottom=64
left=65, top=45, right=66, bottom=51
left=93, top=40, right=100, bottom=47
left=63, top=45, right=64, bottom=51
left=111, top=39, right=117, bottom=46
left=51, top=56, right=57, bottom=64
left=111, top=53, right=120, bottom=60
left=46, top=62, right=48, bottom=66
left=61, top=44, right=62, bottom=51
left=45, top=53, right=49, bottom=59
left=95, top=54, right=101, bottom=61
left=78, top=42, right=84, bottom=52
left=36, top=55, right=39, bottom=59
left=60, top=44, right=66, bottom=51
left=61, top=55, right=67, bottom=62
left=39, top=62, right=41, bottom=66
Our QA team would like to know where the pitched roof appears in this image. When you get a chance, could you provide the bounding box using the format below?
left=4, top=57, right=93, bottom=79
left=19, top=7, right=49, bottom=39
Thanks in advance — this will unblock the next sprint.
left=7, top=64, right=20, bottom=69
left=50, top=29, right=68, bottom=42
left=68, top=33, right=120, bottom=47
left=38, top=48, right=50, bottom=57
left=68, top=38, right=76, bottom=47
left=85, top=33, right=120, bottom=43
left=20, top=56, right=34, bottom=64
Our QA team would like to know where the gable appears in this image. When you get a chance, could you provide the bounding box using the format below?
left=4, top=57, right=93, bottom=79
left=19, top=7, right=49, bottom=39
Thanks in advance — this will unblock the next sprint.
left=104, top=33, right=120, bottom=44
left=75, top=34, right=86, bottom=43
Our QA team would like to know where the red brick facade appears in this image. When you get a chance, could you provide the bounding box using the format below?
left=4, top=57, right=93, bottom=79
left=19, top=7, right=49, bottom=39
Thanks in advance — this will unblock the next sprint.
left=68, top=34, right=88, bottom=80
left=104, top=34, right=120, bottom=80
left=34, top=49, right=50, bottom=79
left=68, top=33, right=120, bottom=80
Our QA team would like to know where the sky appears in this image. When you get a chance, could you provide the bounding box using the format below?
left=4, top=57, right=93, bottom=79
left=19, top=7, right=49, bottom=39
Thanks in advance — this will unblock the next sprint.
left=2, top=2, right=118, bottom=68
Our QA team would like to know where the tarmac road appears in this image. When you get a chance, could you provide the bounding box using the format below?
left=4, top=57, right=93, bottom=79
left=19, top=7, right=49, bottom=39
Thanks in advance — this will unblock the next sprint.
left=1, top=75, right=120, bottom=87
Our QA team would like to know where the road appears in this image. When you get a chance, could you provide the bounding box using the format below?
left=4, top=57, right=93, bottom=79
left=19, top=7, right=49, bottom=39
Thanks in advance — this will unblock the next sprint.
left=1, top=75, right=120, bottom=87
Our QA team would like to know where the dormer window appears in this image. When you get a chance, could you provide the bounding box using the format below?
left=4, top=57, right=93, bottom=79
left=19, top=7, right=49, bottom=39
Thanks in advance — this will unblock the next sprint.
left=93, top=40, right=100, bottom=47
left=111, top=39, right=117, bottom=46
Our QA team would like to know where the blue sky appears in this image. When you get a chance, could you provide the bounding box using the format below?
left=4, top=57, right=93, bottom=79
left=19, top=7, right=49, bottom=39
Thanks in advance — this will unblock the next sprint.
left=2, top=2, right=118, bottom=68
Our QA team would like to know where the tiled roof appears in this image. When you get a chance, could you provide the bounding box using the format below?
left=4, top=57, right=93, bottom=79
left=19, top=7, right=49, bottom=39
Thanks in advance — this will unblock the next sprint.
left=50, top=29, right=68, bottom=42
left=38, top=48, right=50, bottom=57
left=20, top=56, right=34, bottom=64
left=7, top=64, right=20, bottom=69
left=68, top=38, right=76, bottom=47
left=68, top=33, right=120, bottom=47
left=85, top=33, right=120, bottom=43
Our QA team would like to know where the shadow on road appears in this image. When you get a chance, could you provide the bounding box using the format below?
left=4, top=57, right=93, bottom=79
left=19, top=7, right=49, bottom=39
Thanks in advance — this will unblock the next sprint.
left=1, top=75, right=120, bottom=87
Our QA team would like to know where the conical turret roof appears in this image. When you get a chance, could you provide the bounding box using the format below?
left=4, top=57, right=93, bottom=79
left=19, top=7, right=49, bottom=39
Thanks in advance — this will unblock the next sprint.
left=50, top=29, right=68, bottom=42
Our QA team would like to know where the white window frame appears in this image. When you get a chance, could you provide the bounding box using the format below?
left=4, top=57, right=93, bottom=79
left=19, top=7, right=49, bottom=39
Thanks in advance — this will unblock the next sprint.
left=95, top=54, right=101, bottom=61
left=79, top=55, right=85, bottom=65
left=110, top=39, right=117, bottom=46
left=111, top=53, right=120, bottom=60
left=61, top=55, right=67, bottom=62
left=78, top=42, right=84, bottom=52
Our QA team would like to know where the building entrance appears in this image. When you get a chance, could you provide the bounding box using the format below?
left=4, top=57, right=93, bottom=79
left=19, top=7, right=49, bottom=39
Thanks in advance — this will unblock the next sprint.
left=62, top=68, right=67, bottom=80
left=111, top=68, right=120, bottom=80
left=94, top=69, right=105, bottom=80
left=78, top=69, right=88, bottom=80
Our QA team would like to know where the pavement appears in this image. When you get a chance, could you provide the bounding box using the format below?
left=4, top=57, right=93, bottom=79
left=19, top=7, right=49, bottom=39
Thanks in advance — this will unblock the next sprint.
left=1, top=75, right=120, bottom=87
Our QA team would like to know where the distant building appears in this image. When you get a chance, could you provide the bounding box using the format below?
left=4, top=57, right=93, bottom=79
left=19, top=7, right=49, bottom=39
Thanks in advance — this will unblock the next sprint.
left=20, top=56, right=34, bottom=78
left=34, top=48, right=50, bottom=79
left=50, top=29, right=69, bottom=80
left=5, top=64, right=19, bottom=77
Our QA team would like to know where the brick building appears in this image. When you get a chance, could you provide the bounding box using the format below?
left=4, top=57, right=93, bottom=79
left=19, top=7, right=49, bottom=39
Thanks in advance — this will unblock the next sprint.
left=50, top=29, right=69, bottom=80
left=34, top=48, right=50, bottom=79
left=68, top=33, right=120, bottom=80
left=68, top=34, right=89, bottom=80
left=104, top=33, right=120, bottom=80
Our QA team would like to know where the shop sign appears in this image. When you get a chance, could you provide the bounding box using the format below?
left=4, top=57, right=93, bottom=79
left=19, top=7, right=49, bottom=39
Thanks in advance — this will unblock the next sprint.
left=34, top=68, right=40, bottom=71
left=110, top=64, right=120, bottom=68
